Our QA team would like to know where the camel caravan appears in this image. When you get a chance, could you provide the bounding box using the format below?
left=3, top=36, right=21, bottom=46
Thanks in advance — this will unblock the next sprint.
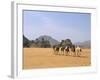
left=53, top=39, right=82, bottom=57
left=53, top=45, right=82, bottom=57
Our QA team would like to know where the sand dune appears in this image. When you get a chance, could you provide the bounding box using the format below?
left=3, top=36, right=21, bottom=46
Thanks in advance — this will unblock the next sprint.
left=23, top=48, right=91, bottom=69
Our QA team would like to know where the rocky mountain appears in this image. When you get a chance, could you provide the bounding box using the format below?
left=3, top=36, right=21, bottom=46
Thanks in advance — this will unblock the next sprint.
left=36, top=35, right=60, bottom=47
left=23, top=35, right=30, bottom=47
left=23, top=35, right=29, bottom=42
left=74, top=40, right=91, bottom=48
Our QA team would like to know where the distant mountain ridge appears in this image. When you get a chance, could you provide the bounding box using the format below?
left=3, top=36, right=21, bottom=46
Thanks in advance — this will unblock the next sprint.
left=23, top=35, right=90, bottom=48
left=23, top=35, right=60, bottom=47
left=74, top=40, right=91, bottom=48
left=37, top=35, right=60, bottom=46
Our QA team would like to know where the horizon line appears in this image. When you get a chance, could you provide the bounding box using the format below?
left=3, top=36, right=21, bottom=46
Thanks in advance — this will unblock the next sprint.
left=23, top=35, right=91, bottom=43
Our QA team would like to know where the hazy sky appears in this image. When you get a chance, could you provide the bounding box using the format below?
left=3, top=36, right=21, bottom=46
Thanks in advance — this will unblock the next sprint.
left=23, top=10, right=91, bottom=43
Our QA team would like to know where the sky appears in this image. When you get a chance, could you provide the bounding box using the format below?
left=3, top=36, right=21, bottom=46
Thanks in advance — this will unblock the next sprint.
left=23, top=10, right=91, bottom=43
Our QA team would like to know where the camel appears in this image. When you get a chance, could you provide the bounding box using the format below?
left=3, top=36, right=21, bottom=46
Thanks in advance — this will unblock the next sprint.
left=65, top=46, right=70, bottom=56
left=53, top=45, right=60, bottom=55
left=75, top=46, right=82, bottom=57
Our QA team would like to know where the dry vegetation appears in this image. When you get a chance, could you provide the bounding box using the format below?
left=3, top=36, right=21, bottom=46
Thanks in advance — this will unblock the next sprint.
left=23, top=48, right=91, bottom=69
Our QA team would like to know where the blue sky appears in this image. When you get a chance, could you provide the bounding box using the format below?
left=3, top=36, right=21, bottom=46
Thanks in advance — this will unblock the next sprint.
left=23, top=10, right=91, bottom=43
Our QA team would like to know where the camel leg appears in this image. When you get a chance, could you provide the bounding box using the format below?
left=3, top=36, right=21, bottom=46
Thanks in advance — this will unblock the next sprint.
left=65, top=52, right=68, bottom=56
left=73, top=52, right=76, bottom=57
left=70, top=51, right=72, bottom=56
left=77, top=50, right=80, bottom=57
left=62, top=51, right=64, bottom=55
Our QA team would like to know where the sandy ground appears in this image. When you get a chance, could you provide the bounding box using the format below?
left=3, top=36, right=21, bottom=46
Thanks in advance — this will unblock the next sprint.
left=23, top=48, right=91, bottom=69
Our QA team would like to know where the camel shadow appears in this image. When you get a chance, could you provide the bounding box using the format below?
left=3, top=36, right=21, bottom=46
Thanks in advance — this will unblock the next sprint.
left=77, top=56, right=88, bottom=58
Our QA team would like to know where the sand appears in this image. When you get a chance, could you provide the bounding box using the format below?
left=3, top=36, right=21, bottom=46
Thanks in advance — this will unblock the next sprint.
left=23, top=48, right=91, bottom=69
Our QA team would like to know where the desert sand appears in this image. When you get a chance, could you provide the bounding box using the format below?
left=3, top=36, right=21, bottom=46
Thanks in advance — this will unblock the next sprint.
left=23, top=48, right=91, bottom=69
